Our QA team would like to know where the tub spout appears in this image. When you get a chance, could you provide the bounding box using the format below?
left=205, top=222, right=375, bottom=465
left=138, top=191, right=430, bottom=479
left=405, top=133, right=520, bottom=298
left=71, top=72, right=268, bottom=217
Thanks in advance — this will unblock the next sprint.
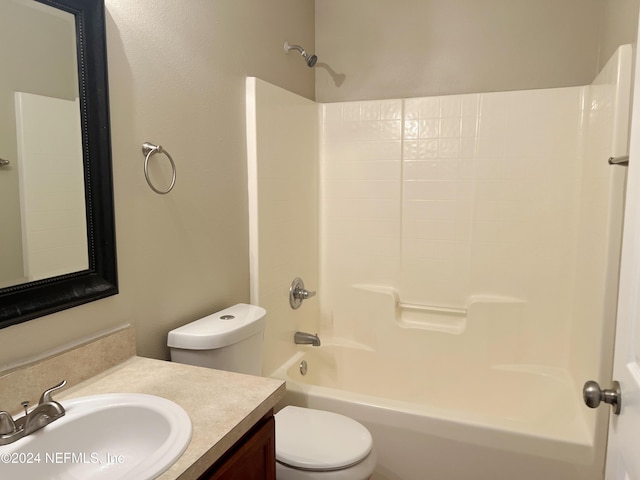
left=294, top=331, right=321, bottom=347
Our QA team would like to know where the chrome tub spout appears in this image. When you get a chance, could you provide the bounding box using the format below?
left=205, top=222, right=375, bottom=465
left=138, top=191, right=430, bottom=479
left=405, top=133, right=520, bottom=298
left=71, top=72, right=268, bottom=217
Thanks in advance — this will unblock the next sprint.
left=294, top=331, right=321, bottom=347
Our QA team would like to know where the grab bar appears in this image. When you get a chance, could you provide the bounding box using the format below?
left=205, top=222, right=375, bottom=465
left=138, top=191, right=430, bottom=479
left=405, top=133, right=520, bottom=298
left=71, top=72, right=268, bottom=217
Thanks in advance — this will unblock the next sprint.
left=608, top=155, right=629, bottom=166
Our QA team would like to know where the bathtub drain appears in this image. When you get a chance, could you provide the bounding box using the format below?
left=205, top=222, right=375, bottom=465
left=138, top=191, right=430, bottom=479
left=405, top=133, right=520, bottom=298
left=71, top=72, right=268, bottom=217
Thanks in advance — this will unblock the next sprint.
left=299, top=360, right=308, bottom=376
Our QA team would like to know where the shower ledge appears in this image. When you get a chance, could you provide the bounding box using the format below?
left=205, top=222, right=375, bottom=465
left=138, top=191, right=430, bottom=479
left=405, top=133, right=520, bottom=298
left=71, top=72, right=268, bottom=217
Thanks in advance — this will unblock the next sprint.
left=352, top=284, right=526, bottom=335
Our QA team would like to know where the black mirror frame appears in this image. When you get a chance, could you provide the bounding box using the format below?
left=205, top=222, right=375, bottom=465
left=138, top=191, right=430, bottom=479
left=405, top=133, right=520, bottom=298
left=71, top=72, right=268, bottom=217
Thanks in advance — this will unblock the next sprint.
left=0, top=0, right=117, bottom=328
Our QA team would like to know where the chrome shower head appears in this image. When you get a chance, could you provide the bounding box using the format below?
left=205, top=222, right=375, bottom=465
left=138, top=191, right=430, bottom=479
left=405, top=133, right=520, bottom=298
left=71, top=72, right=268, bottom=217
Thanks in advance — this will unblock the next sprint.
left=284, top=41, right=318, bottom=68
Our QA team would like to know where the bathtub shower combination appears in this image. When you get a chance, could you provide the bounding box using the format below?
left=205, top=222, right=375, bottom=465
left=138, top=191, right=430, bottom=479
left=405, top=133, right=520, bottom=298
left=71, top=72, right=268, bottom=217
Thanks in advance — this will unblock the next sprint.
left=246, top=45, right=632, bottom=480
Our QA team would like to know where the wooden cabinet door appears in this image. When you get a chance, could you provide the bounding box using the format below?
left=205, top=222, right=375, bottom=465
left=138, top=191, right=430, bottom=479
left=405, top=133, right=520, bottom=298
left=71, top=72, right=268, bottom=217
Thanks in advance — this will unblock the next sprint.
left=203, top=415, right=276, bottom=480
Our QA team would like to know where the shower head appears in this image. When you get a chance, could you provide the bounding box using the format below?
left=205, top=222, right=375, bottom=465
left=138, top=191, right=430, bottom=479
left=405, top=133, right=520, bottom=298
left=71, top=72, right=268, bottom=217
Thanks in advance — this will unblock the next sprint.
left=306, top=54, right=318, bottom=68
left=284, top=41, right=318, bottom=68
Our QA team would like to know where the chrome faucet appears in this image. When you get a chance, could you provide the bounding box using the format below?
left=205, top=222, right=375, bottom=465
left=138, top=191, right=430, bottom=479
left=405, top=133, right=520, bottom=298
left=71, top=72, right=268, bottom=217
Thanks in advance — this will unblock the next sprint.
left=0, top=380, right=67, bottom=446
left=294, top=331, right=321, bottom=346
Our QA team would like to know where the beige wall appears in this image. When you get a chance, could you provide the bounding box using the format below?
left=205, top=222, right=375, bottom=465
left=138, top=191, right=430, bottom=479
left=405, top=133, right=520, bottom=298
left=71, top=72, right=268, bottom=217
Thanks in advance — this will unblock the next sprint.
left=0, top=0, right=314, bottom=368
left=315, top=0, right=639, bottom=102
left=600, top=0, right=640, bottom=71
left=2, top=0, right=639, bottom=370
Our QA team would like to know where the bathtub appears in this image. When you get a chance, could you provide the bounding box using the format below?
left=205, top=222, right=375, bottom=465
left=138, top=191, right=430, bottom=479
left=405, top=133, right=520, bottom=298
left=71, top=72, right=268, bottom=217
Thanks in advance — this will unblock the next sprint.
left=271, top=344, right=601, bottom=480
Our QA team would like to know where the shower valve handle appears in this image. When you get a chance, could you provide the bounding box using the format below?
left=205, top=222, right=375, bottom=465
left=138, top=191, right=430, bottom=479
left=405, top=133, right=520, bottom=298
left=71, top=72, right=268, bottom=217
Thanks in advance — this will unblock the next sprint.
left=289, top=277, right=316, bottom=309
left=294, top=288, right=316, bottom=300
left=583, top=380, right=621, bottom=415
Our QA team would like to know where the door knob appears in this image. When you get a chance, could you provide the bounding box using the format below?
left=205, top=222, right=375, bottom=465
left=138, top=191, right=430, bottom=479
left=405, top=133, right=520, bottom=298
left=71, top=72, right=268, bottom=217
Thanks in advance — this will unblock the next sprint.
left=583, top=380, right=621, bottom=415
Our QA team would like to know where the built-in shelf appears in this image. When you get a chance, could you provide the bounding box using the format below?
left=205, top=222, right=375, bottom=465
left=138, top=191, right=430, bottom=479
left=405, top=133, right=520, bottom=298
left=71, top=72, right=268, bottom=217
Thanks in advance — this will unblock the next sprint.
left=354, top=284, right=525, bottom=335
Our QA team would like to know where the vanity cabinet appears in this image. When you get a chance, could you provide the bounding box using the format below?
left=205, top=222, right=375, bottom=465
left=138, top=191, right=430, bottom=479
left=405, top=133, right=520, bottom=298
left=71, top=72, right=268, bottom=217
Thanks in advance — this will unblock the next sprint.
left=199, top=411, right=276, bottom=480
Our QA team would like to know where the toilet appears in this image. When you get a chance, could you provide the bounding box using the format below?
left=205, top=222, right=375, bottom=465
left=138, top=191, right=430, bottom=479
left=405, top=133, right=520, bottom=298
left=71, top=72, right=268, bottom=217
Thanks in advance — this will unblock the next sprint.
left=167, top=303, right=377, bottom=480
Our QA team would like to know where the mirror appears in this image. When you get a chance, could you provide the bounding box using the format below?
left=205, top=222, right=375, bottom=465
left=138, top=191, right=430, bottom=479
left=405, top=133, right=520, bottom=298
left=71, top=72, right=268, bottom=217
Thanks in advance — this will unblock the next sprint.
left=0, top=0, right=117, bottom=328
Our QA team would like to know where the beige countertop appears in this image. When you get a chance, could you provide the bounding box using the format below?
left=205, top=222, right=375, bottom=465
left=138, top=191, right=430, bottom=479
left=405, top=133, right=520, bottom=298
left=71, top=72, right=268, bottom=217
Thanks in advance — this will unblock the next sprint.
left=57, top=356, right=286, bottom=480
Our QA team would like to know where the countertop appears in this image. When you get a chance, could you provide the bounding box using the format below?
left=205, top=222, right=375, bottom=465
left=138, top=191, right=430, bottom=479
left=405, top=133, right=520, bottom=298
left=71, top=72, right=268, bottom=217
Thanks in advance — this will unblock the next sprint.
left=57, top=356, right=286, bottom=480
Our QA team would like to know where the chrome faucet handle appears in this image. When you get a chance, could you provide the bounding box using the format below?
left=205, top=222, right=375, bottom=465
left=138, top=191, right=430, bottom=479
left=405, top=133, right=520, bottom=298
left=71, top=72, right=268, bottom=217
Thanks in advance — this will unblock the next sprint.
left=289, top=277, right=317, bottom=309
left=38, top=380, right=67, bottom=405
left=297, top=288, right=316, bottom=299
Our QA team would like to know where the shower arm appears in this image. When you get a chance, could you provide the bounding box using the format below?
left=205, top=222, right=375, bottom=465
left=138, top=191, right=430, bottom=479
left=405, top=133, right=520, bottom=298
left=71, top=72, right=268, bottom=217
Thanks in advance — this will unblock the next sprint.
left=284, top=42, right=306, bottom=57
left=284, top=41, right=318, bottom=68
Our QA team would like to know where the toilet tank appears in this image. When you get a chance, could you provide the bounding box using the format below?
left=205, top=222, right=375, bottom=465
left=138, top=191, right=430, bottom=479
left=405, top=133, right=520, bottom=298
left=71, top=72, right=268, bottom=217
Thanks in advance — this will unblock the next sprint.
left=167, top=303, right=266, bottom=376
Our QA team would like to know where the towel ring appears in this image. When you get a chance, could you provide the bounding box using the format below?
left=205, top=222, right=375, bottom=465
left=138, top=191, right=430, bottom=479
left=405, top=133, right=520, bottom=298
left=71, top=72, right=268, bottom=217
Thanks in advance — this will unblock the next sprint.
left=142, top=142, right=176, bottom=194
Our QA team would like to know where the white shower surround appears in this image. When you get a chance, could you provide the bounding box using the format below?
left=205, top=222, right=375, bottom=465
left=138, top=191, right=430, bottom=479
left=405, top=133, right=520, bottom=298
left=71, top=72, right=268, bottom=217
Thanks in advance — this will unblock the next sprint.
left=246, top=44, right=631, bottom=480
left=320, top=60, right=626, bottom=371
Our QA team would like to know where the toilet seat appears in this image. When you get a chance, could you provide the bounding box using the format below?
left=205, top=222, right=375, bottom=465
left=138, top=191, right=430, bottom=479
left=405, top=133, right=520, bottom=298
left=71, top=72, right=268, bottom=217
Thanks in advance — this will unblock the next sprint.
left=275, top=406, right=373, bottom=471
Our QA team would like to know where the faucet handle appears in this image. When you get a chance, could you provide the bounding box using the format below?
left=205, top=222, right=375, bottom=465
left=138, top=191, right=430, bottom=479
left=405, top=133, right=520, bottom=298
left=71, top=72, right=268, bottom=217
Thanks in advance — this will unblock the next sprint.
left=289, top=277, right=317, bottom=309
left=0, top=411, right=16, bottom=435
left=38, top=380, right=67, bottom=405
left=298, top=288, right=316, bottom=299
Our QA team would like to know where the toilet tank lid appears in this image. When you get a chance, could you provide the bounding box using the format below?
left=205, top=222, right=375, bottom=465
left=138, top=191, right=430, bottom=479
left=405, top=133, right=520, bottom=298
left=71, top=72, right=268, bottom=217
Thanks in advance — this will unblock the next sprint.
left=167, top=303, right=266, bottom=350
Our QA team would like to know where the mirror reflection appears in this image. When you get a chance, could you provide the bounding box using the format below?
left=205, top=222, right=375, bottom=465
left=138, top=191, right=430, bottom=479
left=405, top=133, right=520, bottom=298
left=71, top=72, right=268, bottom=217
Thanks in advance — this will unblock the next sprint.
left=0, top=0, right=88, bottom=289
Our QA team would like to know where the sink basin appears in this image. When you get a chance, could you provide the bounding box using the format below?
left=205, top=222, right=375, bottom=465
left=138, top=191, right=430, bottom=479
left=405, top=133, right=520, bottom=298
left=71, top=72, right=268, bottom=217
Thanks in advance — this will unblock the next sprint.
left=0, top=393, right=192, bottom=480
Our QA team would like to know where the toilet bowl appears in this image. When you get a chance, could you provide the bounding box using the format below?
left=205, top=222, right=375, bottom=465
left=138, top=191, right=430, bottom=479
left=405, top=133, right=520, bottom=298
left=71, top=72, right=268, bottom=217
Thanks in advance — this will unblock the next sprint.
left=275, top=406, right=376, bottom=480
left=167, top=303, right=377, bottom=479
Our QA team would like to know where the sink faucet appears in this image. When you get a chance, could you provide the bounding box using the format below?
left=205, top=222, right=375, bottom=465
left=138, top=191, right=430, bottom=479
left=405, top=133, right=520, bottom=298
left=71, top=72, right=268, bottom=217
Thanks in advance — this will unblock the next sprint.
left=294, top=331, right=321, bottom=346
left=0, top=380, right=67, bottom=446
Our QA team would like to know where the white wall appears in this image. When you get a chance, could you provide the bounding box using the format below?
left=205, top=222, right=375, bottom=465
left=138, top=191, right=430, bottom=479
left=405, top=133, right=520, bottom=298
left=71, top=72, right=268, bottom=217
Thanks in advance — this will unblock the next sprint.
left=14, top=93, right=87, bottom=282
left=246, top=78, right=319, bottom=375
left=320, top=89, right=580, bottom=365
left=569, top=46, right=632, bottom=456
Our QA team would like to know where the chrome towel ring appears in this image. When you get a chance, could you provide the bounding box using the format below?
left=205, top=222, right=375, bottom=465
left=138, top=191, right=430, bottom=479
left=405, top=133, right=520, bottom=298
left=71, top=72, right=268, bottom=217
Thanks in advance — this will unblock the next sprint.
left=142, top=142, right=176, bottom=194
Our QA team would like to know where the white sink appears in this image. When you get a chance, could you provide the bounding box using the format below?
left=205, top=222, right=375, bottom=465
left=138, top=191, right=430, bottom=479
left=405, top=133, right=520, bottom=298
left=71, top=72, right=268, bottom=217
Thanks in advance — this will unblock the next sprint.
left=0, top=393, right=192, bottom=480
